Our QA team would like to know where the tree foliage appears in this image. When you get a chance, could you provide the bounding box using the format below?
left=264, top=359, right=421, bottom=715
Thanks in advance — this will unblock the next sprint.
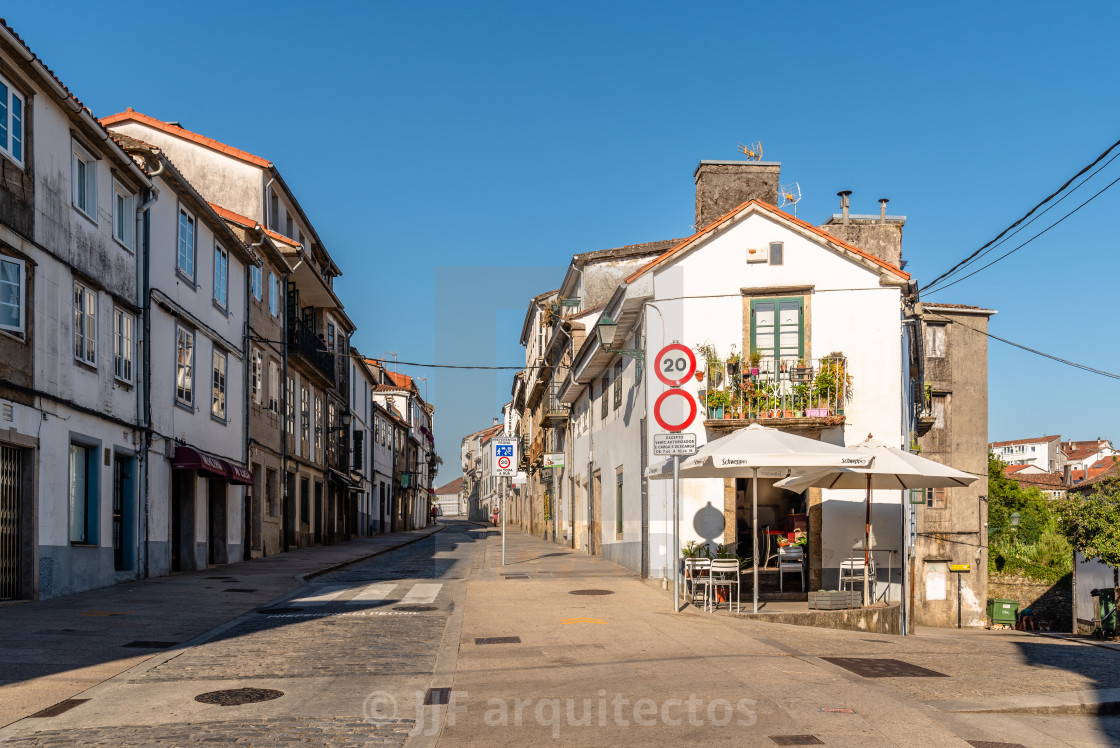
left=1055, top=478, right=1120, bottom=567
left=988, top=455, right=1072, bottom=581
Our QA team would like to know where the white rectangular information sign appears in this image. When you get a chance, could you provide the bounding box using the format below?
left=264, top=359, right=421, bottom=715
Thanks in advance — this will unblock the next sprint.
left=492, top=437, right=518, bottom=477
left=653, top=432, right=698, bottom=456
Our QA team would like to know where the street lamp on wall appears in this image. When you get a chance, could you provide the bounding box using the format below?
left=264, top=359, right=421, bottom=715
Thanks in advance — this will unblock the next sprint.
left=594, top=314, right=644, bottom=362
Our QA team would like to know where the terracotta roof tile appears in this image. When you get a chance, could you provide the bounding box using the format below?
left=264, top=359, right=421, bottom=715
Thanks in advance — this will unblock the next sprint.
left=625, top=199, right=911, bottom=284
left=208, top=203, right=301, bottom=247
left=101, top=108, right=272, bottom=168
left=435, top=477, right=464, bottom=495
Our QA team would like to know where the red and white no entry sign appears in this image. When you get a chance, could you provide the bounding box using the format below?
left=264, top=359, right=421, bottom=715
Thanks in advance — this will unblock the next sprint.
left=497, top=456, right=511, bottom=470
left=655, top=344, right=696, bottom=387
left=654, top=389, right=697, bottom=432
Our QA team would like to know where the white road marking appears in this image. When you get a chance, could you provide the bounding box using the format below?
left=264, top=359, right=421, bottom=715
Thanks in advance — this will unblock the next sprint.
left=346, top=583, right=399, bottom=603
left=399, top=583, right=442, bottom=604
left=290, top=586, right=350, bottom=605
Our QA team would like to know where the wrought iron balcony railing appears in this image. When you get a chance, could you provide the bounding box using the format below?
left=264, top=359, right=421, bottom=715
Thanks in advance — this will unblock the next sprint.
left=701, top=354, right=850, bottom=422
left=287, top=317, right=335, bottom=383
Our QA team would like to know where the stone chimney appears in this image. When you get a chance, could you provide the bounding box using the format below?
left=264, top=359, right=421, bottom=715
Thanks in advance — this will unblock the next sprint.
left=819, top=191, right=905, bottom=268
left=694, top=160, right=781, bottom=230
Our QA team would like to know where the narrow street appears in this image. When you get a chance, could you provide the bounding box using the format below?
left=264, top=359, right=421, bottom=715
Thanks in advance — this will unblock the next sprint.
left=4, top=521, right=1120, bottom=746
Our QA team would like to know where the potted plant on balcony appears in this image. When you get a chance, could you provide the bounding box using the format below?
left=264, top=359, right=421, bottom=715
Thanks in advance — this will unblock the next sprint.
left=726, top=346, right=741, bottom=378
left=748, top=348, right=762, bottom=377
left=706, top=388, right=729, bottom=419
left=811, top=353, right=853, bottom=417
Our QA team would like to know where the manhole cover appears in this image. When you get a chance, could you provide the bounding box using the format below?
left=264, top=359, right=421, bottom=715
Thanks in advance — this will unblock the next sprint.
left=821, top=658, right=948, bottom=678
left=257, top=607, right=304, bottom=614
left=569, top=589, right=614, bottom=596
left=475, top=636, right=521, bottom=645
left=29, top=699, right=88, bottom=718
left=195, top=688, right=284, bottom=706
left=770, top=736, right=824, bottom=746
left=121, top=641, right=178, bottom=649
left=395, top=605, right=437, bottom=612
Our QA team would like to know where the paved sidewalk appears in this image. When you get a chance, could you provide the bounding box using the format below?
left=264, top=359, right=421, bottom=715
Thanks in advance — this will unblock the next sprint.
left=0, top=523, right=442, bottom=728
left=439, top=526, right=1120, bottom=747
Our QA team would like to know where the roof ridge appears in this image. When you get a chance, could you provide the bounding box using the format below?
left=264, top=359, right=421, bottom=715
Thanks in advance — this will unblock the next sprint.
left=101, top=108, right=273, bottom=169
left=624, top=199, right=910, bottom=284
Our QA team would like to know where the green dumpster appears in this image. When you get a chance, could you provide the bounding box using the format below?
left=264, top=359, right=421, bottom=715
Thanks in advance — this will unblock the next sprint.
left=987, top=598, right=1019, bottom=627
left=1090, top=588, right=1116, bottom=639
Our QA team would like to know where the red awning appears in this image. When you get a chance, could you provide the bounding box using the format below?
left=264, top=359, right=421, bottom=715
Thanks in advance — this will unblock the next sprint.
left=172, top=446, right=255, bottom=485
left=226, top=463, right=253, bottom=485
left=172, top=446, right=227, bottom=479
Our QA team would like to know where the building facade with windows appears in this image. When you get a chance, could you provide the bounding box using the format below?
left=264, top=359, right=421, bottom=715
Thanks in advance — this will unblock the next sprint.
left=103, top=110, right=358, bottom=550
left=0, top=22, right=153, bottom=599
left=115, top=136, right=256, bottom=575
left=988, top=434, right=1063, bottom=472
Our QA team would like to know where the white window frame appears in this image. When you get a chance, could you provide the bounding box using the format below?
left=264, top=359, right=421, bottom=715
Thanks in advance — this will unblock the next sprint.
left=177, top=208, right=196, bottom=281
left=73, top=281, right=96, bottom=365
left=113, top=307, right=134, bottom=383
left=251, top=348, right=263, bottom=405
left=314, top=395, right=323, bottom=458
left=71, top=140, right=97, bottom=220
left=0, top=73, right=25, bottom=166
left=925, top=323, right=947, bottom=358
left=250, top=265, right=263, bottom=301
left=268, top=359, right=279, bottom=413
left=0, top=255, right=25, bottom=335
left=286, top=376, right=295, bottom=436
left=268, top=272, right=279, bottom=317
left=112, top=180, right=135, bottom=250
left=213, top=242, right=229, bottom=310
left=175, top=325, right=194, bottom=406
left=301, top=386, right=310, bottom=444
left=212, top=347, right=227, bottom=421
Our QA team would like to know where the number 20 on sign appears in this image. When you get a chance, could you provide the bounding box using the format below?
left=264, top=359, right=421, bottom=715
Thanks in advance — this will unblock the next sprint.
left=653, top=344, right=697, bottom=432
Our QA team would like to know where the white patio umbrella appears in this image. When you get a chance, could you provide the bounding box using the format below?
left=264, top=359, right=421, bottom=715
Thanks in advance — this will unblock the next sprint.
left=774, top=435, right=979, bottom=607
left=648, top=424, right=873, bottom=613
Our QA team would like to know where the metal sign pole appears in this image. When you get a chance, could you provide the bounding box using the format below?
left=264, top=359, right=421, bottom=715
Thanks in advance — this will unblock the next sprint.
left=673, top=454, right=680, bottom=613
left=501, top=476, right=506, bottom=566
left=752, top=467, right=759, bottom=614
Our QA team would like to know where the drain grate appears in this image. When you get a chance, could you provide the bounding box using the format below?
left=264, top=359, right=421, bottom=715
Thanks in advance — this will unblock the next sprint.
left=195, top=688, right=284, bottom=706
left=475, top=636, right=521, bottom=645
left=122, top=641, right=178, bottom=649
left=770, top=737, right=824, bottom=746
left=822, top=658, right=947, bottom=678
left=28, top=699, right=89, bottom=718
left=395, top=605, right=438, bottom=612
left=224, top=588, right=258, bottom=593
left=502, top=574, right=529, bottom=579
left=569, top=589, right=614, bottom=596
left=425, top=687, right=451, bottom=705
left=967, top=743, right=1028, bottom=748
left=257, top=607, right=304, bottom=614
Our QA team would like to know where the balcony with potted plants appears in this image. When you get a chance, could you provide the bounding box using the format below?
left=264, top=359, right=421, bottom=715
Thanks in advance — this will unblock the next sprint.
left=697, top=345, right=852, bottom=437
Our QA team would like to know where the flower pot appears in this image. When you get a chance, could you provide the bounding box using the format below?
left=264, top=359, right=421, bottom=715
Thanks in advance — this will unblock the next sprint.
left=750, top=367, right=759, bottom=376
left=716, top=586, right=730, bottom=603
left=806, top=407, right=829, bottom=418
left=708, top=406, right=724, bottom=419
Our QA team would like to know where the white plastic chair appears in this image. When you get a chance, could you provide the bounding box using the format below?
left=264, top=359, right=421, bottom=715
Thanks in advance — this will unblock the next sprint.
left=840, top=557, right=875, bottom=602
left=684, top=558, right=711, bottom=607
left=778, top=545, right=805, bottom=592
left=706, top=559, right=741, bottom=613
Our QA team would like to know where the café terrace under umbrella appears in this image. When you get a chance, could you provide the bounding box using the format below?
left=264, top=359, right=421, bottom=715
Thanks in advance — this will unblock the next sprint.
left=775, top=435, right=979, bottom=606
left=647, top=424, right=873, bottom=613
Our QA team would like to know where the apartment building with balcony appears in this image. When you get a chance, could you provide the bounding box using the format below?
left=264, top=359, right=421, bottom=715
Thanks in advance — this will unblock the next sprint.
left=102, top=110, right=357, bottom=550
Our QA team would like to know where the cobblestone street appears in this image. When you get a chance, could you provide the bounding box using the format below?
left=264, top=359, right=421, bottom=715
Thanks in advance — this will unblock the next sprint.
left=7, top=523, right=1120, bottom=746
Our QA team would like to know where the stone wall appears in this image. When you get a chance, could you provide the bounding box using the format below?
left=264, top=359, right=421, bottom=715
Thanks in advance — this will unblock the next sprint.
left=987, top=572, right=1072, bottom=632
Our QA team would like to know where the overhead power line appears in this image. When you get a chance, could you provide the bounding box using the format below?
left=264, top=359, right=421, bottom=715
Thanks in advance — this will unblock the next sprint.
left=923, top=170, right=1120, bottom=295
left=922, top=135, right=1120, bottom=292
left=929, top=314, right=1120, bottom=381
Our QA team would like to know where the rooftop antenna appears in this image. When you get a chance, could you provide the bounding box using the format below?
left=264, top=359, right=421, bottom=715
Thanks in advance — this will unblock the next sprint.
left=383, top=351, right=398, bottom=372
left=779, top=182, right=802, bottom=216
left=736, top=140, right=763, bottom=161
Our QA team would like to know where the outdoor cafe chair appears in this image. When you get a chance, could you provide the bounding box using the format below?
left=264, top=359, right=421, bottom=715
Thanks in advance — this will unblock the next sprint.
left=839, top=557, right=875, bottom=601
left=706, top=559, right=741, bottom=613
left=778, top=544, right=805, bottom=592
left=684, top=557, right=711, bottom=608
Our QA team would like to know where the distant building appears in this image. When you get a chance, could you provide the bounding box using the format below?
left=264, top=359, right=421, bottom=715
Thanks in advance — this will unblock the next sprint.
left=988, top=435, right=1064, bottom=472
left=434, top=477, right=464, bottom=516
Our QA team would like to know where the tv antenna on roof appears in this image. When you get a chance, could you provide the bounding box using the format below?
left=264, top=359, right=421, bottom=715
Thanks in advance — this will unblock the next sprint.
left=779, top=182, right=802, bottom=216
left=737, top=141, right=763, bottom=161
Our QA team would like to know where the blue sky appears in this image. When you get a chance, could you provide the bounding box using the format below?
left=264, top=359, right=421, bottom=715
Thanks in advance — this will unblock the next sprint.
left=9, top=3, right=1120, bottom=477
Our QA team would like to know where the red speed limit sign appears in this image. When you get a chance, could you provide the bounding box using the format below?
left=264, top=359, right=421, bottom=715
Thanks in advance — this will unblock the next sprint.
left=654, top=344, right=696, bottom=387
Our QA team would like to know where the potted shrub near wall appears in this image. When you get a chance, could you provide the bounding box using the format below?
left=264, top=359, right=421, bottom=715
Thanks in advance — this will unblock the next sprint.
left=706, top=389, right=729, bottom=419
